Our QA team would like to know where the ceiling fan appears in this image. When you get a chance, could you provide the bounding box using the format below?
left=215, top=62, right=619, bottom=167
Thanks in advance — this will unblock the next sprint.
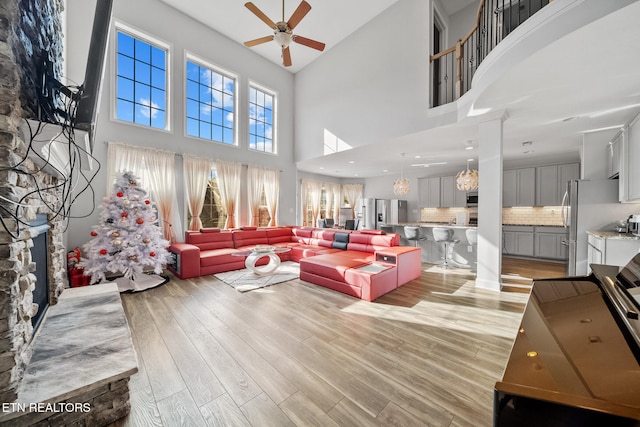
left=244, top=0, right=326, bottom=67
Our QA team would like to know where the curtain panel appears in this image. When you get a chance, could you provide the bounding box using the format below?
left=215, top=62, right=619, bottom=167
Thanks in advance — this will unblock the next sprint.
left=247, top=165, right=265, bottom=227
left=342, top=184, right=363, bottom=219
left=183, top=155, right=215, bottom=231
left=216, top=160, right=242, bottom=229
left=263, top=168, right=280, bottom=226
left=106, top=142, right=182, bottom=242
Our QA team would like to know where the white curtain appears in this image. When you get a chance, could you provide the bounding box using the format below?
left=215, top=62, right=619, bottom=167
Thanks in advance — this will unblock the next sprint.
left=247, top=165, right=265, bottom=227
left=327, top=183, right=341, bottom=221
left=343, top=184, right=363, bottom=219
left=144, top=149, right=177, bottom=242
left=184, top=155, right=214, bottom=231
left=305, top=180, right=323, bottom=227
left=263, top=168, right=280, bottom=226
left=216, top=160, right=242, bottom=229
left=106, top=142, right=181, bottom=242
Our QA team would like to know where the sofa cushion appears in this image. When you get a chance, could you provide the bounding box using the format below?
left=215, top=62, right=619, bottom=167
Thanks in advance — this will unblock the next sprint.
left=232, top=229, right=268, bottom=248
left=187, top=231, right=235, bottom=250
left=347, top=232, right=399, bottom=252
left=299, top=253, right=369, bottom=283
left=200, top=248, right=242, bottom=267
left=332, top=232, right=350, bottom=250
left=266, top=227, right=293, bottom=244
left=200, top=228, right=221, bottom=233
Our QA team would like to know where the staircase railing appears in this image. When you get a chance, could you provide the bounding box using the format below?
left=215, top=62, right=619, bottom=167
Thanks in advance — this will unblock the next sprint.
left=430, top=0, right=550, bottom=107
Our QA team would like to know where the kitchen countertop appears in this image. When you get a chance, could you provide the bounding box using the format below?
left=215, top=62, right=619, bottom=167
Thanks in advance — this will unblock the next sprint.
left=586, top=230, right=640, bottom=240
left=392, top=222, right=477, bottom=229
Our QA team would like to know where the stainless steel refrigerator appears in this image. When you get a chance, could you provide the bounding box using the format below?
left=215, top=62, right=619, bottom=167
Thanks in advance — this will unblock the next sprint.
left=563, top=179, right=639, bottom=276
left=362, top=199, right=407, bottom=229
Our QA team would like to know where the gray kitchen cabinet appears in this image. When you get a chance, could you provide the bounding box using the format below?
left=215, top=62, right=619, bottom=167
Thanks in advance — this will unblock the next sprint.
left=536, top=163, right=579, bottom=206
left=441, top=175, right=467, bottom=208
left=534, top=226, right=568, bottom=260
left=418, top=177, right=441, bottom=208
left=503, top=168, right=535, bottom=207
left=503, top=225, right=535, bottom=257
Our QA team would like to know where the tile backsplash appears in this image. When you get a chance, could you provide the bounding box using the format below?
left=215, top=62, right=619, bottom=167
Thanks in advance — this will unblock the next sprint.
left=421, top=206, right=563, bottom=226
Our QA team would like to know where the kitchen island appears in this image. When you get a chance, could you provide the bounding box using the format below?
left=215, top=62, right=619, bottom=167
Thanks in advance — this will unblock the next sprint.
left=382, top=223, right=477, bottom=266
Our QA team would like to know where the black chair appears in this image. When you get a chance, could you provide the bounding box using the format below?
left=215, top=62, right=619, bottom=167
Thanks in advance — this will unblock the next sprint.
left=344, top=219, right=355, bottom=230
left=380, top=225, right=394, bottom=234
left=325, top=218, right=334, bottom=228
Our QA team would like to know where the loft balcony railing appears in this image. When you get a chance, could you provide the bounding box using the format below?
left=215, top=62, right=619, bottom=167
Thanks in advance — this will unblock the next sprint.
left=430, top=0, right=550, bottom=107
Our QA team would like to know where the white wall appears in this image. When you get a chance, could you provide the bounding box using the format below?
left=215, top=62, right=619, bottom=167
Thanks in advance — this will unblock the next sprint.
left=447, top=2, right=477, bottom=44
left=294, top=0, right=432, bottom=163
left=65, top=0, right=296, bottom=249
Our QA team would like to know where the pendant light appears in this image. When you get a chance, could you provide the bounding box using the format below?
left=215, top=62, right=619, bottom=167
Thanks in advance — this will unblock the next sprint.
left=456, top=159, right=479, bottom=192
left=394, top=153, right=410, bottom=195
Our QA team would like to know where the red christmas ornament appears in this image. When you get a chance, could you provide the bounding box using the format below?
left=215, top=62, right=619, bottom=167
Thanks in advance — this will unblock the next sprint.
left=121, top=212, right=128, bottom=218
left=90, top=231, right=97, bottom=236
left=116, top=191, right=124, bottom=197
left=144, top=200, right=151, bottom=205
left=136, top=218, right=144, bottom=225
left=150, top=251, right=156, bottom=257
left=99, top=249, right=107, bottom=255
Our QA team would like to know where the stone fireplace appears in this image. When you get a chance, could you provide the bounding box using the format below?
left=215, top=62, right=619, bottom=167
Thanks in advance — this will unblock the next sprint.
left=0, top=0, right=67, bottom=403
left=0, top=3, right=136, bottom=426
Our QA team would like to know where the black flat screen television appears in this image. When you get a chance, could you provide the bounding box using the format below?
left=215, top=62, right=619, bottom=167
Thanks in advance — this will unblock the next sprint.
left=73, top=0, right=114, bottom=149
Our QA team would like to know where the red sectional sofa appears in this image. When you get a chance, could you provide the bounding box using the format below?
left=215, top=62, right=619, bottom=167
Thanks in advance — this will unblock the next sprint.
left=168, top=226, right=421, bottom=301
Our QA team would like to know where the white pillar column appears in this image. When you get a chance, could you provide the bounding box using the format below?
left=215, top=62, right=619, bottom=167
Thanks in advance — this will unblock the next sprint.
left=476, top=116, right=505, bottom=291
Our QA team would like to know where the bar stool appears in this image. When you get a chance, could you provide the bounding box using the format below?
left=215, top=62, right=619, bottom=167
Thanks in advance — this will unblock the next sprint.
left=380, top=225, right=394, bottom=234
left=432, top=227, right=460, bottom=268
left=404, top=226, right=427, bottom=247
left=465, top=228, right=478, bottom=271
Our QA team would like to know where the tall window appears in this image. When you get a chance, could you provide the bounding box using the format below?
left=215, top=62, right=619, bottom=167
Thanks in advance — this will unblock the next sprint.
left=115, top=28, right=167, bottom=129
left=249, top=84, right=275, bottom=153
left=186, top=59, right=236, bottom=144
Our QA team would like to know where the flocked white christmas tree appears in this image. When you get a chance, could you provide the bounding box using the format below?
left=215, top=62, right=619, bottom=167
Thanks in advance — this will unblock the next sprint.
left=81, top=171, right=170, bottom=289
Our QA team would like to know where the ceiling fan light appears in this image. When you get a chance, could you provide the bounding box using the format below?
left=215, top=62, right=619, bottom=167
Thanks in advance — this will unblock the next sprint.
left=274, top=31, right=292, bottom=47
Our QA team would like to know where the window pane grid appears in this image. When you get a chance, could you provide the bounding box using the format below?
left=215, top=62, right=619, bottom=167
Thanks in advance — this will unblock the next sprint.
left=185, top=60, right=235, bottom=144
left=249, top=86, right=275, bottom=153
left=116, top=31, right=167, bottom=129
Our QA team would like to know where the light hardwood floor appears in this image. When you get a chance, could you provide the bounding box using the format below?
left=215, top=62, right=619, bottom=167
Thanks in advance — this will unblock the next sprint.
left=112, top=258, right=565, bottom=427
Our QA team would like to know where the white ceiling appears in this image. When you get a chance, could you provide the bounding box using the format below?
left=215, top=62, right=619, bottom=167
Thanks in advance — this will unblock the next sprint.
left=158, top=0, right=405, bottom=73
left=158, top=0, right=640, bottom=180
left=294, top=1, right=640, bottom=179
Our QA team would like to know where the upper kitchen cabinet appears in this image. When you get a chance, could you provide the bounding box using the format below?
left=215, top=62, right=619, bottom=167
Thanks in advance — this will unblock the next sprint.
left=503, top=168, right=535, bottom=207
left=418, top=177, right=441, bottom=208
left=608, top=131, right=622, bottom=179
left=535, top=163, right=579, bottom=206
left=624, top=113, right=640, bottom=202
left=441, top=176, right=467, bottom=208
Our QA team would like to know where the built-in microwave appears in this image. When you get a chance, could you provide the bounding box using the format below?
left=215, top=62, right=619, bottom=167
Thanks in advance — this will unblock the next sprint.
left=466, top=192, right=478, bottom=207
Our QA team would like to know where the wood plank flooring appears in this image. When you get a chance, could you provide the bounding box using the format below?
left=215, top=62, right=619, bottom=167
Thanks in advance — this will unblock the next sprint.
left=111, top=258, right=565, bottom=427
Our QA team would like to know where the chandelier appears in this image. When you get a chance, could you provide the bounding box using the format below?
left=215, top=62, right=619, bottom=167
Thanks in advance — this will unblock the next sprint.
left=456, top=159, right=479, bottom=192
left=394, top=153, right=410, bottom=195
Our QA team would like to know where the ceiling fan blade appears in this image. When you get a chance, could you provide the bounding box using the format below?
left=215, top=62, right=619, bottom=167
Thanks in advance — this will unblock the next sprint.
left=293, top=35, right=325, bottom=51
left=282, top=46, right=292, bottom=67
left=245, top=2, right=277, bottom=29
left=287, top=0, right=311, bottom=30
left=244, top=35, right=274, bottom=47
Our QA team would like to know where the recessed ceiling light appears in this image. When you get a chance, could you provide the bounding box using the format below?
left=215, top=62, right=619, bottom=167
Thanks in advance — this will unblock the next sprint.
left=319, top=167, right=324, bottom=170
left=524, top=150, right=534, bottom=154
left=383, top=169, right=388, bottom=172
left=348, top=161, right=355, bottom=164
left=467, top=158, right=474, bottom=162
left=354, top=174, right=358, bottom=177
left=465, top=146, right=474, bottom=150
left=522, top=141, right=533, bottom=146
left=415, top=155, right=421, bottom=158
